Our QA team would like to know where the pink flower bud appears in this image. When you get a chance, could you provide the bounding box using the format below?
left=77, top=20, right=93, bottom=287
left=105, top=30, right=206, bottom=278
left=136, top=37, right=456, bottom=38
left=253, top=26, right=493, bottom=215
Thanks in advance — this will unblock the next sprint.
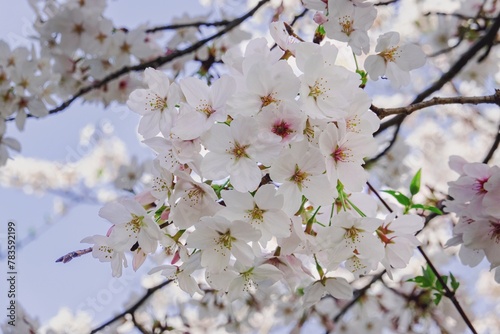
left=313, top=12, right=327, bottom=25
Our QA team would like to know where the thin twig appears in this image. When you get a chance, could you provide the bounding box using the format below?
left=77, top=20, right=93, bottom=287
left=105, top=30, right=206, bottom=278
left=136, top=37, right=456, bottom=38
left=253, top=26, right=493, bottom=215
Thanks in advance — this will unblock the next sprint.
left=376, top=11, right=500, bottom=135
left=373, top=0, right=400, bottom=6
left=145, top=19, right=231, bottom=33
left=90, top=280, right=172, bottom=334
left=418, top=247, right=478, bottom=334
left=483, top=122, right=500, bottom=163
left=370, top=90, right=500, bottom=118
left=366, top=182, right=478, bottom=334
left=55, top=247, right=92, bottom=263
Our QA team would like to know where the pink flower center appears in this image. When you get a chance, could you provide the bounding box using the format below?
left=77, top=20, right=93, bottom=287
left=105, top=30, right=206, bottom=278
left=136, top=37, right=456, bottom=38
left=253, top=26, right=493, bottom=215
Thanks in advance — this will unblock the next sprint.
left=272, top=120, right=293, bottom=138
left=472, top=177, right=488, bottom=194
left=489, top=221, right=500, bottom=243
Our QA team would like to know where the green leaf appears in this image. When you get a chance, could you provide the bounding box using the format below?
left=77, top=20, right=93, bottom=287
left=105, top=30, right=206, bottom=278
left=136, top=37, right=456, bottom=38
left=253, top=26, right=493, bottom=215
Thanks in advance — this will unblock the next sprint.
left=433, top=292, right=443, bottom=305
left=435, top=275, right=448, bottom=291
left=450, top=272, right=460, bottom=291
left=410, top=204, right=443, bottom=215
left=382, top=190, right=411, bottom=206
left=410, top=169, right=422, bottom=196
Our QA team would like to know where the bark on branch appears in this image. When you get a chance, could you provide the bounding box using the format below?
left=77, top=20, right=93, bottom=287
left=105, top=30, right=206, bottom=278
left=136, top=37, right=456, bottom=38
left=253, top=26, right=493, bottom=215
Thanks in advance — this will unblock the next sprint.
left=371, top=90, right=500, bottom=118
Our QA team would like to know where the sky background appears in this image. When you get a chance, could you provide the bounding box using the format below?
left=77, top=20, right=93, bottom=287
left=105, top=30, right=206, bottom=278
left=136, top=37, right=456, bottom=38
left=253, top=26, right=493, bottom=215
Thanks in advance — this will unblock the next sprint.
left=0, top=0, right=209, bottom=329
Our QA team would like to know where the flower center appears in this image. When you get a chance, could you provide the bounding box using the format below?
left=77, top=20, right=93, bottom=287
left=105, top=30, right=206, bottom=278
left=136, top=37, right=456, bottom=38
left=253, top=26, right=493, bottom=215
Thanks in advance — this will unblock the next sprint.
left=248, top=204, right=265, bottom=222
left=260, top=94, right=277, bottom=108
left=489, top=221, right=500, bottom=243
left=272, top=120, right=293, bottom=138
left=231, top=142, right=249, bottom=160
left=308, top=80, right=325, bottom=99
left=146, top=93, right=167, bottom=112
left=217, top=230, right=235, bottom=249
left=289, top=164, right=308, bottom=189
left=380, top=46, right=400, bottom=63
left=339, top=16, right=354, bottom=36
left=472, top=177, right=488, bottom=194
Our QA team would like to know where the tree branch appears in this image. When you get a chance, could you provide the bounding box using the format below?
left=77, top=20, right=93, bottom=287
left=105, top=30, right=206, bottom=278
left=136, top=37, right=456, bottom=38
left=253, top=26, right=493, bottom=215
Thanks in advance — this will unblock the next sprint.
left=376, top=11, right=500, bottom=135
left=483, top=122, right=500, bottom=163
left=365, top=182, right=478, bottom=334
left=370, top=90, right=500, bottom=118
left=90, top=280, right=172, bottom=334
left=145, top=19, right=232, bottom=33
left=13, top=0, right=270, bottom=121
left=418, top=247, right=477, bottom=334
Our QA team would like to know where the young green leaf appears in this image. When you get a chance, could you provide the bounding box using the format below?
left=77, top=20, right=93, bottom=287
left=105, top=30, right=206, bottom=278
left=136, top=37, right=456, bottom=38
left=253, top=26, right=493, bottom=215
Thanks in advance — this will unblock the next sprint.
left=410, top=204, right=443, bottom=215
left=450, top=272, right=460, bottom=292
left=410, top=168, right=422, bottom=196
left=382, top=190, right=411, bottom=206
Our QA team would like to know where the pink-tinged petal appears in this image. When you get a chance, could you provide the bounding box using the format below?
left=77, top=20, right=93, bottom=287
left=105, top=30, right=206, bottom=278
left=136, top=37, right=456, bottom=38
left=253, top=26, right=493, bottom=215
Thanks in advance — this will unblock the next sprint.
left=172, top=106, right=207, bottom=140
left=255, top=184, right=282, bottom=210
left=202, top=123, right=232, bottom=152
left=127, top=89, right=152, bottom=115
left=201, top=152, right=231, bottom=181
left=338, top=162, right=368, bottom=192
left=231, top=221, right=262, bottom=242
left=211, top=75, right=236, bottom=109
left=231, top=241, right=256, bottom=267
left=99, top=201, right=131, bottom=225
left=138, top=113, right=161, bottom=138
left=202, top=247, right=230, bottom=272
left=324, top=277, right=353, bottom=299
left=221, top=189, right=254, bottom=210
left=230, top=158, right=261, bottom=192
left=303, top=174, right=337, bottom=206
left=263, top=211, right=291, bottom=238
left=180, top=77, right=210, bottom=108
left=449, top=155, right=468, bottom=174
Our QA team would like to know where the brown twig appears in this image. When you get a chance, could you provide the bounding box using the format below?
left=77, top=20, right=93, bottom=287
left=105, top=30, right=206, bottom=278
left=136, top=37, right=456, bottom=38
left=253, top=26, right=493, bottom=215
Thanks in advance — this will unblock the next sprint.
left=376, top=11, right=500, bottom=135
left=365, top=182, right=478, bottom=334
left=483, top=122, right=500, bottom=163
left=90, top=280, right=172, bottom=334
left=370, top=90, right=500, bottom=118
left=55, top=247, right=92, bottom=263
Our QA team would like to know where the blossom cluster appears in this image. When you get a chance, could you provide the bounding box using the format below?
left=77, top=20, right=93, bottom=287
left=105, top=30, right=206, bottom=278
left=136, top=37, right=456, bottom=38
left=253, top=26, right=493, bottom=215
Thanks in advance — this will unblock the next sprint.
left=445, top=156, right=500, bottom=282
left=83, top=0, right=428, bottom=311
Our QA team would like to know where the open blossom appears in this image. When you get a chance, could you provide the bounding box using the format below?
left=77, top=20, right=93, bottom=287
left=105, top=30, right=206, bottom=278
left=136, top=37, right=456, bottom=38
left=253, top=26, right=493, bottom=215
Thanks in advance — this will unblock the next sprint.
left=323, top=0, right=377, bottom=55
left=319, top=123, right=376, bottom=192
left=127, top=68, right=181, bottom=139
left=269, top=140, right=337, bottom=216
left=376, top=213, right=424, bottom=278
left=173, top=75, right=236, bottom=140
left=364, top=31, right=426, bottom=87
left=218, top=184, right=291, bottom=244
left=186, top=216, right=261, bottom=273
left=99, top=198, right=163, bottom=254
left=303, top=276, right=353, bottom=308
left=200, top=116, right=280, bottom=192
left=81, top=235, right=127, bottom=277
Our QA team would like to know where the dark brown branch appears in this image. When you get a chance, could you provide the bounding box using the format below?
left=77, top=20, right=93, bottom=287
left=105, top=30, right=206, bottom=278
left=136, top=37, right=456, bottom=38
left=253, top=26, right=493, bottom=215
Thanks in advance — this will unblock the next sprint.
left=370, top=90, right=500, bottom=118
left=483, top=122, right=500, bottom=163
left=376, top=11, right=500, bottom=135
left=11, top=0, right=270, bottom=121
left=373, top=0, right=400, bottom=6
left=366, top=121, right=402, bottom=164
left=366, top=182, right=478, bottom=334
left=418, top=247, right=478, bottom=334
left=145, top=19, right=232, bottom=33
left=55, top=247, right=92, bottom=263
left=90, top=280, right=172, bottom=334
left=332, top=270, right=386, bottom=323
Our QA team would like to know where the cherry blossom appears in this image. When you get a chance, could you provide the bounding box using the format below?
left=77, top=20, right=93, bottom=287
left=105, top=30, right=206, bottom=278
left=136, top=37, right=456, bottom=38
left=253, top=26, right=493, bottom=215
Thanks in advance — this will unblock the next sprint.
left=364, top=31, right=426, bottom=87
left=186, top=216, right=261, bottom=272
